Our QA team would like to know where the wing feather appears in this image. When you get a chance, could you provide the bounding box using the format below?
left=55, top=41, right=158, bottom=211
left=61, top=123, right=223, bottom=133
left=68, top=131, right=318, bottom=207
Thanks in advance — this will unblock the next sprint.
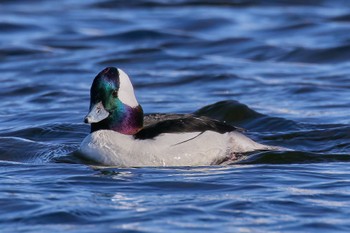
left=134, top=114, right=238, bottom=140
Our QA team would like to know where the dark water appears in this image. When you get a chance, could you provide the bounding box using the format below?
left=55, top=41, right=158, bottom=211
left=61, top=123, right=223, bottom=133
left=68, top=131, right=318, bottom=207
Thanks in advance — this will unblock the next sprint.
left=1, top=0, right=350, bottom=232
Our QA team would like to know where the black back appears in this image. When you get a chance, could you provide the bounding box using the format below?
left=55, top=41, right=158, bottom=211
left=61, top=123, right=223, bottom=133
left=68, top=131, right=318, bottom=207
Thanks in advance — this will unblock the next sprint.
left=134, top=114, right=238, bottom=140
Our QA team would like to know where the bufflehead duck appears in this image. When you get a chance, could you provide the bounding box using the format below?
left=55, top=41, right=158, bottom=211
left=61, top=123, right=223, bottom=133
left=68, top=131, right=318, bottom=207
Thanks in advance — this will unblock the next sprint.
left=80, top=67, right=281, bottom=167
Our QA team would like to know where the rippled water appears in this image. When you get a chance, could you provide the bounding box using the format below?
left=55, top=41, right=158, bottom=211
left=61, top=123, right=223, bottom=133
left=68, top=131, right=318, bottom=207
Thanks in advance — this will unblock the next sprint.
left=1, top=0, right=350, bottom=232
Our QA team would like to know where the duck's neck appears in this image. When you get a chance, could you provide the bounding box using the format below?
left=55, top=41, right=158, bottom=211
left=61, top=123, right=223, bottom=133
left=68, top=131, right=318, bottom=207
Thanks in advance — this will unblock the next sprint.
left=91, top=104, right=143, bottom=134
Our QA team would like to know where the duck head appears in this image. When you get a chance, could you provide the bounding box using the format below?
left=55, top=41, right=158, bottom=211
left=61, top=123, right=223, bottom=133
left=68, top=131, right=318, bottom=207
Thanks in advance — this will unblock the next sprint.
left=84, top=67, right=143, bottom=134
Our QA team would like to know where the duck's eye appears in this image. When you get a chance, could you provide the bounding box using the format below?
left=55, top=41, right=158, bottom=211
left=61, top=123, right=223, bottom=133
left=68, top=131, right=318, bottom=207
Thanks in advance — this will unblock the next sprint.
left=112, top=90, right=118, bottom=97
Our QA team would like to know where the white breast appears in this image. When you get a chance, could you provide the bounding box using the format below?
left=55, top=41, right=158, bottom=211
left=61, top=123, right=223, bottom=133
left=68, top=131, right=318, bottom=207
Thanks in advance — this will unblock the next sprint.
left=79, top=130, right=280, bottom=167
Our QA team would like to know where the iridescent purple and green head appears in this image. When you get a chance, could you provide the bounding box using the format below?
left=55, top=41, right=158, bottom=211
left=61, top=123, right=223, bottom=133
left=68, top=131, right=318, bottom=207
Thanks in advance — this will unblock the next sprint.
left=84, top=67, right=143, bottom=134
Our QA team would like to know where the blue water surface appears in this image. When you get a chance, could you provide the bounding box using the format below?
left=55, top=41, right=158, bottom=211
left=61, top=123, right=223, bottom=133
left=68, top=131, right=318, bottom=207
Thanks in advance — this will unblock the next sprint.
left=1, top=0, right=350, bottom=232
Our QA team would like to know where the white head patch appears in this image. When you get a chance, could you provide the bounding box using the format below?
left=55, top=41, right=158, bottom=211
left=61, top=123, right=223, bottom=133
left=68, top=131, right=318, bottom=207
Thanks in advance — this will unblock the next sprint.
left=117, top=68, right=139, bottom=108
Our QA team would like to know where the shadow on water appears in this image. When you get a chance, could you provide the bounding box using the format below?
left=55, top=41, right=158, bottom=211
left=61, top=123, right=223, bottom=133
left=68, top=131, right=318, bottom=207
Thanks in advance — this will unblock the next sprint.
left=237, top=151, right=350, bottom=164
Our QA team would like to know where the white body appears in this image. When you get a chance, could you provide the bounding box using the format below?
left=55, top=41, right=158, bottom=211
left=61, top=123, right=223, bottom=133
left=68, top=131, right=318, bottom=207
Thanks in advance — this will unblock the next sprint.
left=79, top=130, right=280, bottom=167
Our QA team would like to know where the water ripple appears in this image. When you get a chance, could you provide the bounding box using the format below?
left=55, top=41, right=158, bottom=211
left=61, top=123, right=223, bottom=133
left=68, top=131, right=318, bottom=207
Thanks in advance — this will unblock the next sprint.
left=1, top=0, right=350, bottom=232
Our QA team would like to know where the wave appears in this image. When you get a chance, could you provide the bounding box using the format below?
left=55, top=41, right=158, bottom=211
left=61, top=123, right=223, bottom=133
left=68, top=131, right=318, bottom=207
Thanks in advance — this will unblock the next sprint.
left=195, top=100, right=300, bottom=132
left=90, top=0, right=350, bottom=8
left=0, top=123, right=87, bottom=163
left=278, top=45, right=350, bottom=64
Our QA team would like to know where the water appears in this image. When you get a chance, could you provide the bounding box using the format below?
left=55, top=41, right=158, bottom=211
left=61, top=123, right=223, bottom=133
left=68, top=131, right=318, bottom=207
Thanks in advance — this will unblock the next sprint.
left=1, top=0, right=350, bottom=232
